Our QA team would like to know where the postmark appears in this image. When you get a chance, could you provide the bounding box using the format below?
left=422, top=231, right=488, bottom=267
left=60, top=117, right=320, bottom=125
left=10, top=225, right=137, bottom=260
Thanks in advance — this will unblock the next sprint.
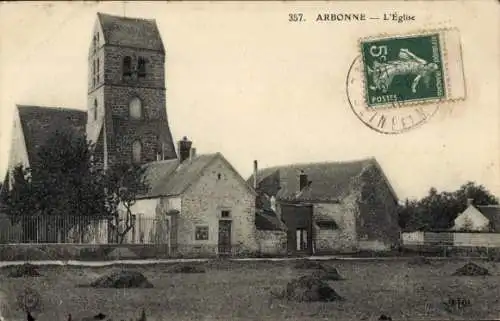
left=347, top=28, right=466, bottom=134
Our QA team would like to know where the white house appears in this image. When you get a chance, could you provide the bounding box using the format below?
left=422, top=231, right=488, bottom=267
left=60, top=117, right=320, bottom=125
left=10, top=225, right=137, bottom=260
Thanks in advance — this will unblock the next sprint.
left=452, top=199, right=500, bottom=232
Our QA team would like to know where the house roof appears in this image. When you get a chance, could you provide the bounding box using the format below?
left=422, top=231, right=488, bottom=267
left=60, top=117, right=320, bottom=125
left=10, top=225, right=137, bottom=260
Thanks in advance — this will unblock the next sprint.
left=140, top=153, right=255, bottom=199
left=97, top=13, right=165, bottom=52
left=256, top=210, right=287, bottom=231
left=16, top=105, right=87, bottom=169
left=248, top=157, right=396, bottom=202
left=477, top=205, right=500, bottom=230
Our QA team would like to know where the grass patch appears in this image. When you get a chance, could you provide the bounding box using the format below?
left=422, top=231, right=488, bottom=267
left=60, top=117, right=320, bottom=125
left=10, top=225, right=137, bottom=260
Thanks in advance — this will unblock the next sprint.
left=0, top=259, right=499, bottom=320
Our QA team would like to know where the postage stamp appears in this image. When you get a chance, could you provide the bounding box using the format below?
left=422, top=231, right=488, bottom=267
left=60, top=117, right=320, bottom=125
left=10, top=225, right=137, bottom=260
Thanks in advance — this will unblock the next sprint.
left=347, top=28, right=466, bottom=134
left=359, top=28, right=466, bottom=109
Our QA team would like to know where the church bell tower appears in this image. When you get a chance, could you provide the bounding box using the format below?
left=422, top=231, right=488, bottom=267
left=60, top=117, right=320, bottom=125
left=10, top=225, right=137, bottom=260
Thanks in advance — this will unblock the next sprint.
left=86, top=12, right=177, bottom=168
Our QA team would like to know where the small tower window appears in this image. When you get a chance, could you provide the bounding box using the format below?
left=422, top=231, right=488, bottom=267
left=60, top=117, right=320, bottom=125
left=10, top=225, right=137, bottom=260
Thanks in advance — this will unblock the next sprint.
left=129, top=97, right=142, bottom=120
left=132, top=140, right=142, bottom=164
left=123, top=56, right=132, bottom=77
left=92, top=60, right=96, bottom=87
left=96, top=58, right=100, bottom=83
left=93, top=99, right=98, bottom=120
left=138, top=57, right=146, bottom=78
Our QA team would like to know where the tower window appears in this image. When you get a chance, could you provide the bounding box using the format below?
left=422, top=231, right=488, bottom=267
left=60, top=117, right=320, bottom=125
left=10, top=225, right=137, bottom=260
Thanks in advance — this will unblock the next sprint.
left=138, top=57, right=146, bottom=78
left=93, top=99, right=98, bottom=120
left=129, top=97, right=142, bottom=120
left=132, top=140, right=142, bottom=164
left=92, top=60, right=96, bottom=87
left=123, top=56, right=132, bottom=77
left=96, top=58, right=100, bottom=83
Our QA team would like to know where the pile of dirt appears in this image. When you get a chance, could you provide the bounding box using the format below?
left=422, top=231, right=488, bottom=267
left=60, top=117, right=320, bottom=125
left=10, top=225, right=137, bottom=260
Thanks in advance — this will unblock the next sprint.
left=90, top=270, right=153, bottom=288
left=294, top=260, right=343, bottom=281
left=167, top=263, right=206, bottom=274
left=9, top=263, right=41, bottom=278
left=452, top=262, right=490, bottom=276
left=281, top=275, right=344, bottom=302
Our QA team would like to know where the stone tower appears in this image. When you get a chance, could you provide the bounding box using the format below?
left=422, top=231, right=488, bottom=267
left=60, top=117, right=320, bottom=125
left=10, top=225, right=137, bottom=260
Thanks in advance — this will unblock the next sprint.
left=86, top=12, right=177, bottom=168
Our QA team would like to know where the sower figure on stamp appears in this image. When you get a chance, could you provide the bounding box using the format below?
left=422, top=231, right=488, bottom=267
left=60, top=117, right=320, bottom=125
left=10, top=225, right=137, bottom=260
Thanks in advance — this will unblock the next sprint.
left=367, top=48, right=439, bottom=94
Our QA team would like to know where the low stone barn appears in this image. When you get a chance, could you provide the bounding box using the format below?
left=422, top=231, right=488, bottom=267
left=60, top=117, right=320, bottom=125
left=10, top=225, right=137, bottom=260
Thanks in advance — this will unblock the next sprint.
left=248, top=158, right=401, bottom=254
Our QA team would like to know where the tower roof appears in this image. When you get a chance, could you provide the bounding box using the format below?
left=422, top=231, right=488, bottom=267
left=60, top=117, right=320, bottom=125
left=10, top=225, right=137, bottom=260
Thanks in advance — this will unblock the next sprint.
left=97, top=12, right=165, bottom=52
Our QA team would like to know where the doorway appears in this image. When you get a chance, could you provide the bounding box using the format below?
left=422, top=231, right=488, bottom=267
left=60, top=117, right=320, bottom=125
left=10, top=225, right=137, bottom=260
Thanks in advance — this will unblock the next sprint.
left=218, top=220, right=232, bottom=255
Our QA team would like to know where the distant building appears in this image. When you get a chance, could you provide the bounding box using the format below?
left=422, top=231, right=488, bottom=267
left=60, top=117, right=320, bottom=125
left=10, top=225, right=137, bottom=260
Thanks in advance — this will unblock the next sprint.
left=248, top=158, right=400, bottom=254
left=452, top=199, right=500, bottom=232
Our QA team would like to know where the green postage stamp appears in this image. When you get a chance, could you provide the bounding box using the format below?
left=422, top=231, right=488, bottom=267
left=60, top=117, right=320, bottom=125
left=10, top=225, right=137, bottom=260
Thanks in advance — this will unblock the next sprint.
left=360, top=29, right=466, bottom=109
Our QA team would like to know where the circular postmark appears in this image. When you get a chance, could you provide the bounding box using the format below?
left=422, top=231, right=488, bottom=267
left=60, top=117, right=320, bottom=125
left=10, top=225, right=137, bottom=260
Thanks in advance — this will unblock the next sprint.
left=346, top=55, right=439, bottom=134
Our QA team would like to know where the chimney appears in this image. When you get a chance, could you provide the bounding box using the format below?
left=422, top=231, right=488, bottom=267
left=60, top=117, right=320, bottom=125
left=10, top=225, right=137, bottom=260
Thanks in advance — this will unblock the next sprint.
left=189, top=147, right=197, bottom=161
left=178, top=136, right=192, bottom=163
left=253, top=160, right=258, bottom=190
left=467, top=198, right=474, bottom=207
left=299, top=170, right=308, bottom=191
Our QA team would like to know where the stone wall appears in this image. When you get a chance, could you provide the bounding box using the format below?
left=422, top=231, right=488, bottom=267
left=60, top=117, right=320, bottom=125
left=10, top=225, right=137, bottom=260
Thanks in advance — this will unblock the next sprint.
left=313, top=199, right=359, bottom=253
left=256, top=230, right=287, bottom=255
left=356, top=164, right=400, bottom=248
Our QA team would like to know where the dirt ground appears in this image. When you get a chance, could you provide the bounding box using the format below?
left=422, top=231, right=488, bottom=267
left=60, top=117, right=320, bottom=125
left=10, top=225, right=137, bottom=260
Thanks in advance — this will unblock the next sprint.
left=1, top=258, right=499, bottom=321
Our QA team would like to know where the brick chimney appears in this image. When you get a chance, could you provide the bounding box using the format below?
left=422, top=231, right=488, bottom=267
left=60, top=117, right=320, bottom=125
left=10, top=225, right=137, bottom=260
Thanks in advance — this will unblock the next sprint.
left=253, top=160, right=258, bottom=190
left=178, top=136, right=192, bottom=163
left=299, top=170, right=308, bottom=191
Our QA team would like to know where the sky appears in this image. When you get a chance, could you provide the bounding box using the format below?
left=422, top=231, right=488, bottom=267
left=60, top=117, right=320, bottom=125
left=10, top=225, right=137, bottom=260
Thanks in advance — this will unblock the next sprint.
left=0, top=1, right=499, bottom=201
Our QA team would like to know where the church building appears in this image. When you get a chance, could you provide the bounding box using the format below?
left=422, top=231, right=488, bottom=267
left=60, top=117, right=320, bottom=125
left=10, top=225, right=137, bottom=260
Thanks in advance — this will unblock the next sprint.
left=2, top=13, right=260, bottom=256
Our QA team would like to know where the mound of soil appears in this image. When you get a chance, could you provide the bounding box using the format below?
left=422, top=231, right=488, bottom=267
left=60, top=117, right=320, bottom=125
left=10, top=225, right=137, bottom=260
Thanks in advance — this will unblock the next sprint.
left=282, top=275, right=344, bottom=302
left=90, top=270, right=153, bottom=288
left=452, top=262, right=490, bottom=276
left=408, top=256, right=432, bottom=265
left=9, top=263, right=41, bottom=278
left=167, top=263, right=206, bottom=274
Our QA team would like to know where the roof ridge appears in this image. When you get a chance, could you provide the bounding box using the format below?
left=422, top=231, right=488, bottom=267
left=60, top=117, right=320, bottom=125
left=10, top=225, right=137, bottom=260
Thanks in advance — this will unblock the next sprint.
left=97, top=12, right=157, bottom=23
left=256, top=157, right=376, bottom=173
left=17, top=105, right=86, bottom=113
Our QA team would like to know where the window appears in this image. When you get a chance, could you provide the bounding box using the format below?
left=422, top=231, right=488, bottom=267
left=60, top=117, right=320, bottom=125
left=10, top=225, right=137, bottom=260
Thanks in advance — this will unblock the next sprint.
left=221, top=210, right=230, bottom=218
left=129, top=97, right=142, bottom=120
left=132, top=140, right=142, bottom=164
left=317, top=221, right=338, bottom=230
left=195, top=226, right=209, bottom=241
left=92, top=59, right=96, bottom=87
left=96, top=58, right=100, bottom=83
left=123, top=56, right=132, bottom=77
left=138, top=57, right=146, bottom=78
left=93, top=99, right=98, bottom=120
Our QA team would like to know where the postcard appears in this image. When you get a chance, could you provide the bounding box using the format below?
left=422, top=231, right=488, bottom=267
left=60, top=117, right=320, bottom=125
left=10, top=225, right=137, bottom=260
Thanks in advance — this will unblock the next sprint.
left=0, top=1, right=498, bottom=321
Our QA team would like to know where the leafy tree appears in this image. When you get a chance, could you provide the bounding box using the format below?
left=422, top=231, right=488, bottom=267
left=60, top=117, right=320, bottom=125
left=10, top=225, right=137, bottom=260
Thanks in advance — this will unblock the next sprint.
left=398, top=181, right=499, bottom=231
left=104, top=162, right=148, bottom=244
left=2, top=129, right=148, bottom=243
left=1, top=165, right=39, bottom=241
